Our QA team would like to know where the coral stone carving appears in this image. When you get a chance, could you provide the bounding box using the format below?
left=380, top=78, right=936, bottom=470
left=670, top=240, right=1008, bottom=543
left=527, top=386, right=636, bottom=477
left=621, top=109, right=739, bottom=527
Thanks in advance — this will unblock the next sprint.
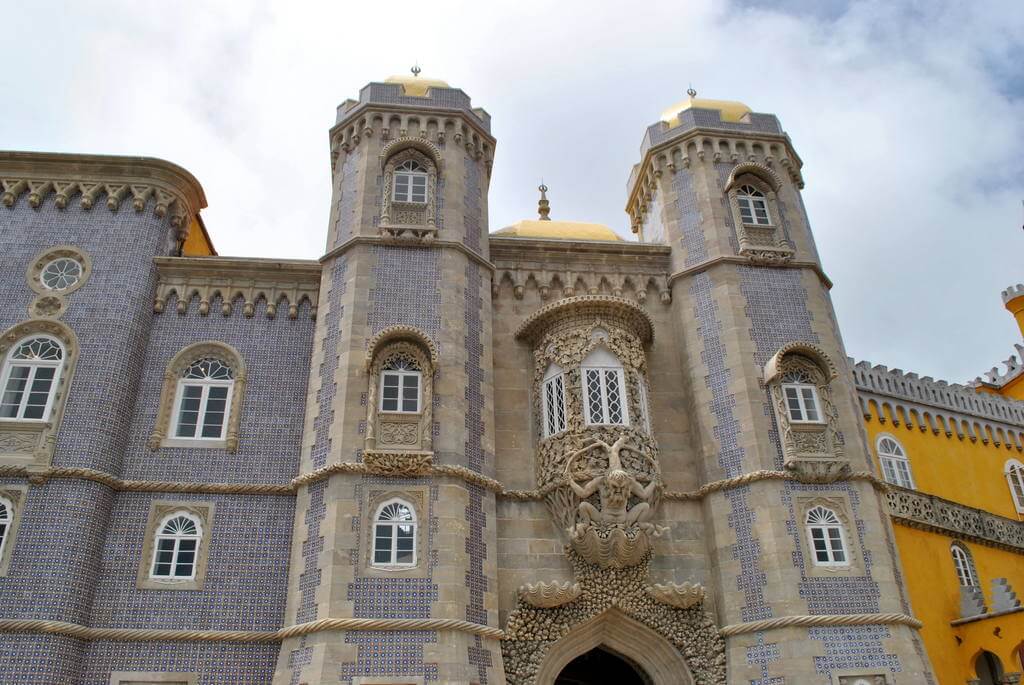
left=517, top=581, right=582, bottom=609
left=645, top=582, right=705, bottom=609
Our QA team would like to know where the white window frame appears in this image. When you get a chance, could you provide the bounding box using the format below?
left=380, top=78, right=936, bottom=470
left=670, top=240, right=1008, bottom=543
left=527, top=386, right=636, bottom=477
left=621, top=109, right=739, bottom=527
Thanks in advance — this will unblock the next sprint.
left=782, top=382, right=823, bottom=424
left=951, top=543, right=978, bottom=587
left=582, top=367, right=629, bottom=426
left=170, top=376, right=234, bottom=441
left=805, top=505, right=849, bottom=567
left=393, top=160, right=428, bottom=204
left=0, top=496, right=12, bottom=564
left=149, top=512, right=203, bottom=581
left=737, top=184, right=771, bottom=226
left=0, top=335, right=64, bottom=422
left=877, top=436, right=915, bottom=489
left=379, top=368, right=422, bottom=414
left=541, top=364, right=567, bottom=438
left=1005, top=459, right=1024, bottom=514
left=371, top=499, right=417, bottom=568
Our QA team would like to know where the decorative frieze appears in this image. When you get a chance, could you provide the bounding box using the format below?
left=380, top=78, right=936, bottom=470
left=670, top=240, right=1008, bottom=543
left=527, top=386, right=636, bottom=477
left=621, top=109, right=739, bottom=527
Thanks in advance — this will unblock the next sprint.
left=152, top=256, right=320, bottom=320
left=886, top=486, right=1024, bottom=552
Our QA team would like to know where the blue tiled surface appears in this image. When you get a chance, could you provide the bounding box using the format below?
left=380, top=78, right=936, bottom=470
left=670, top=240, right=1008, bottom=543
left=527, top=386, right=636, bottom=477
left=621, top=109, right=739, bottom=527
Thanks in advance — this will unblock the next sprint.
left=674, top=169, right=707, bottom=267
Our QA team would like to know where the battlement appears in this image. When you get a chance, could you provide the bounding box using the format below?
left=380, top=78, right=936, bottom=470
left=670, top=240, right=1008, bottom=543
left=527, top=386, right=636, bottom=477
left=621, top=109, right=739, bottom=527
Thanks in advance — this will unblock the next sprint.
left=1001, top=283, right=1024, bottom=305
left=336, top=81, right=491, bottom=132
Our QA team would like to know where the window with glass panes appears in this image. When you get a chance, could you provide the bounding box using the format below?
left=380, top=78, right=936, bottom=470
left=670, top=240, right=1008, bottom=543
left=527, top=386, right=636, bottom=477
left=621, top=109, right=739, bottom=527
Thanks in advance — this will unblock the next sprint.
left=805, top=506, right=847, bottom=566
left=781, top=370, right=823, bottom=423
left=737, top=185, right=771, bottom=225
left=0, top=336, right=63, bottom=421
left=1006, top=460, right=1024, bottom=513
left=877, top=436, right=914, bottom=488
left=542, top=366, right=567, bottom=437
left=150, top=513, right=201, bottom=579
left=951, top=544, right=978, bottom=587
left=379, top=355, right=421, bottom=413
left=373, top=500, right=416, bottom=566
left=172, top=358, right=234, bottom=440
left=0, top=497, right=11, bottom=562
left=393, top=160, right=427, bottom=203
left=583, top=366, right=628, bottom=426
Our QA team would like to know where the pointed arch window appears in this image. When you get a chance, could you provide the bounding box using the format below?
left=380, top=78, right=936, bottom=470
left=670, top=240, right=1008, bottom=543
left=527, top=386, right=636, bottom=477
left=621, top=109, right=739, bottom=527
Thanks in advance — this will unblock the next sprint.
left=171, top=358, right=234, bottom=441
left=1006, top=459, right=1024, bottom=514
left=150, top=512, right=203, bottom=580
left=737, top=185, right=771, bottom=225
left=0, top=336, right=64, bottom=421
left=878, top=436, right=914, bottom=489
left=781, top=369, right=823, bottom=424
left=581, top=347, right=629, bottom=426
left=0, top=496, right=12, bottom=564
left=951, top=543, right=979, bottom=587
left=372, top=499, right=417, bottom=567
left=542, top=363, right=567, bottom=438
left=805, top=505, right=848, bottom=566
left=379, top=354, right=421, bottom=414
left=393, top=159, right=428, bottom=204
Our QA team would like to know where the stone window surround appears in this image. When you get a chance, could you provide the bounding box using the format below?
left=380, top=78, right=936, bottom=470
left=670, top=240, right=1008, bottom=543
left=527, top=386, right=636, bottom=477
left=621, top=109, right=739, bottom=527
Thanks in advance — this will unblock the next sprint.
left=148, top=341, right=246, bottom=453
left=795, top=494, right=862, bottom=577
left=723, top=162, right=794, bottom=261
left=109, top=673, right=198, bottom=685
left=0, top=319, right=79, bottom=469
left=379, top=139, right=440, bottom=236
left=136, top=500, right=215, bottom=591
left=370, top=497, right=418, bottom=569
left=364, top=327, right=436, bottom=454
left=0, top=485, right=27, bottom=577
left=26, top=245, right=93, bottom=296
left=362, top=488, right=427, bottom=579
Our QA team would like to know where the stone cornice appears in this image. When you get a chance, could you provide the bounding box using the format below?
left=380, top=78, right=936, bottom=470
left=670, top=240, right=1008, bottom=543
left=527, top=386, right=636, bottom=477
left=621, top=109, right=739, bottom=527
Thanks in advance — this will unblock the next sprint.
left=887, top=486, right=1024, bottom=553
left=321, top=235, right=496, bottom=272
left=0, top=151, right=206, bottom=241
left=667, top=255, right=833, bottom=290
left=153, top=256, right=321, bottom=320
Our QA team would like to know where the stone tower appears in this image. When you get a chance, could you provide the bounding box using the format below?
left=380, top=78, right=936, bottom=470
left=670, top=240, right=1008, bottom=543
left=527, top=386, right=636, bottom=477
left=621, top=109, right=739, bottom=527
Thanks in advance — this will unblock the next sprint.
left=622, top=93, right=937, bottom=682
left=274, top=73, right=502, bottom=683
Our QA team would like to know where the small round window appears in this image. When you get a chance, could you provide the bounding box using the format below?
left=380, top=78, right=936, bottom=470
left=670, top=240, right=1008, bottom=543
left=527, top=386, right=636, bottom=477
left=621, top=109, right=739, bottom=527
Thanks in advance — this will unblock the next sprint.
left=40, top=258, right=83, bottom=291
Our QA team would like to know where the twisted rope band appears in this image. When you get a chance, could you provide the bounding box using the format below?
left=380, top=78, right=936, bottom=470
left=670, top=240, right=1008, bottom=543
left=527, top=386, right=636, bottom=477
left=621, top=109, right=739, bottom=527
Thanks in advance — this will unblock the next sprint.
left=0, top=617, right=502, bottom=643
left=719, top=612, right=922, bottom=637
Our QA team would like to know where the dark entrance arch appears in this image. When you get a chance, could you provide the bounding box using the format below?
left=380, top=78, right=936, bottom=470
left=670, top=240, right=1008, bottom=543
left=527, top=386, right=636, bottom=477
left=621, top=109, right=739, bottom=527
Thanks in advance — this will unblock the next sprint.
left=555, top=646, right=653, bottom=685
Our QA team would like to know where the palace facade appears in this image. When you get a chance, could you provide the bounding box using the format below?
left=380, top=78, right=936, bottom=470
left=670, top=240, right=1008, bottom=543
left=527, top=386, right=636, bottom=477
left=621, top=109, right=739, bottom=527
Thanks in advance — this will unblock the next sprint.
left=0, top=71, right=1019, bottom=684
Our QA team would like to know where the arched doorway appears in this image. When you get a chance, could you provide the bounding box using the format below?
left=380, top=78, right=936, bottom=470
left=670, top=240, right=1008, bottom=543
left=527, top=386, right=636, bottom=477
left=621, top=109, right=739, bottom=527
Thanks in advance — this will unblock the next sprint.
left=975, top=650, right=1004, bottom=685
left=555, top=646, right=652, bottom=685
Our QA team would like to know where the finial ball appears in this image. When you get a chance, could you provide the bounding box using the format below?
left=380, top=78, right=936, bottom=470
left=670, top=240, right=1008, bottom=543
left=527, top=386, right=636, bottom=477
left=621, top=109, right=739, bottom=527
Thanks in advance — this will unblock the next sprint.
left=687, top=86, right=697, bottom=98
left=411, top=65, right=422, bottom=77
left=538, top=183, right=548, bottom=193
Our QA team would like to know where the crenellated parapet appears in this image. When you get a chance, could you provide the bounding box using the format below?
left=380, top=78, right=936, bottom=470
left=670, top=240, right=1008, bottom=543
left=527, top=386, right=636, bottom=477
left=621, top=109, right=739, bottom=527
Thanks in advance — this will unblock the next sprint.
left=852, top=359, right=1024, bottom=449
left=152, top=256, right=321, bottom=320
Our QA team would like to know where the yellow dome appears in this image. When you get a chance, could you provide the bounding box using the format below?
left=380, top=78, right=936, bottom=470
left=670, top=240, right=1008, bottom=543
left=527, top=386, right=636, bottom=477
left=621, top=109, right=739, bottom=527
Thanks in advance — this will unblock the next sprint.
left=660, top=94, right=752, bottom=127
left=384, top=74, right=450, bottom=97
left=494, top=220, right=623, bottom=242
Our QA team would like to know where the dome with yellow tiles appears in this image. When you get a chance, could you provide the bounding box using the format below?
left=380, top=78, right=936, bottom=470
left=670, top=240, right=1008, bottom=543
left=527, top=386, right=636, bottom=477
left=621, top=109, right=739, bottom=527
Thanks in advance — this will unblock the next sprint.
left=385, top=69, right=450, bottom=97
left=494, top=220, right=623, bottom=242
left=660, top=89, right=752, bottom=127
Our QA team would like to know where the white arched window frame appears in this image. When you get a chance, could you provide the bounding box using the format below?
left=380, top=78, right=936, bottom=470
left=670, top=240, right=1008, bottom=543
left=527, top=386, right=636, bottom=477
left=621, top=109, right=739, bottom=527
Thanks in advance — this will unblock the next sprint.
left=150, top=512, right=203, bottom=580
left=951, top=543, right=978, bottom=587
left=737, top=184, right=771, bottom=226
left=542, top=363, right=567, bottom=438
left=170, top=357, right=235, bottom=441
left=1005, top=459, right=1024, bottom=514
left=372, top=499, right=417, bottom=568
left=581, top=347, right=629, bottom=427
left=0, top=496, right=12, bottom=563
left=805, top=505, right=848, bottom=567
left=781, top=369, right=823, bottom=424
left=877, top=436, right=915, bottom=489
left=393, top=159, right=428, bottom=204
left=0, top=336, right=65, bottom=422
left=379, top=354, right=422, bottom=414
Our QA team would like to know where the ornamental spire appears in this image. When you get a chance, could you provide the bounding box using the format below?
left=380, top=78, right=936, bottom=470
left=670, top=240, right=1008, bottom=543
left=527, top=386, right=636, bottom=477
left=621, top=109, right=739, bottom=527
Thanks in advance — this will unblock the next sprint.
left=411, top=63, right=421, bottom=78
left=537, top=182, right=551, bottom=221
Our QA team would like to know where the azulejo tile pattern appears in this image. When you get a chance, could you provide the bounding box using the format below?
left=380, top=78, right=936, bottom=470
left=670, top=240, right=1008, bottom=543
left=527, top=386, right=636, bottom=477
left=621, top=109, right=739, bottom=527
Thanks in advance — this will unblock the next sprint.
left=714, top=162, right=741, bottom=252
left=674, top=168, right=707, bottom=267
left=79, top=640, right=279, bottom=684
left=746, top=632, right=783, bottom=685
left=809, top=625, right=901, bottom=678
left=463, top=153, right=481, bottom=252
left=311, top=257, right=348, bottom=470
left=367, top=245, right=441, bottom=337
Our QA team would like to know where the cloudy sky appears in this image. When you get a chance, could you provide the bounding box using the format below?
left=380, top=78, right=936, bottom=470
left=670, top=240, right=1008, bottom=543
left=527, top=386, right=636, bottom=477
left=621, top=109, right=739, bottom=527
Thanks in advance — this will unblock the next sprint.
left=3, top=1, right=1022, bottom=385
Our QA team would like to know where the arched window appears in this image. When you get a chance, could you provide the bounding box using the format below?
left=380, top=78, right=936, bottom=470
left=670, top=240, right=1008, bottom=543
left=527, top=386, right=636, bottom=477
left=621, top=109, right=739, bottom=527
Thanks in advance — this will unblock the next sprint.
left=0, top=496, right=12, bottom=563
left=1006, top=459, right=1024, bottom=513
left=150, top=512, right=202, bottom=579
left=951, top=543, right=979, bottom=587
left=171, top=357, right=235, bottom=441
left=542, top=363, right=567, bottom=438
left=805, top=505, right=848, bottom=566
left=372, top=499, right=417, bottom=567
left=737, top=185, right=771, bottom=226
left=379, top=353, right=421, bottom=414
left=781, top=368, right=823, bottom=424
left=393, top=159, right=427, bottom=204
left=581, top=347, right=629, bottom=426
left=0, top=336, right=64, bottom=421
left=877, top=436, right=914, bottom=489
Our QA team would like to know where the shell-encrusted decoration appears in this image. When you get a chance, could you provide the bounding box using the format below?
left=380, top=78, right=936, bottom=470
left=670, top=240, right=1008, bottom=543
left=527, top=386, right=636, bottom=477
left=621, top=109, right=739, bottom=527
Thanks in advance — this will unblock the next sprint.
left=569, top=523, right=666, bottom=569
left=645, top=582, right=705, bottom=610
left=517, top=581, right=582, bottom=609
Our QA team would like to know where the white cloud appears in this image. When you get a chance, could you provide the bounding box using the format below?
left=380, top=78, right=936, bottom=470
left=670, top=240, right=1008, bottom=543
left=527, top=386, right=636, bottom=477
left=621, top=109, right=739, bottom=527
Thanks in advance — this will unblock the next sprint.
left=2, top=0, right=1022, bottom=383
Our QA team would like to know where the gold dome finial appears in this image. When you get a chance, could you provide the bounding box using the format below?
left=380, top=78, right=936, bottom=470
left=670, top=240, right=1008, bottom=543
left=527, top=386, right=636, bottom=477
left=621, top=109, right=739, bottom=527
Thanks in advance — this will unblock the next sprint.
left=411, top=63, right=421, bottom=77
left=538, top=182, right=551, bottom=221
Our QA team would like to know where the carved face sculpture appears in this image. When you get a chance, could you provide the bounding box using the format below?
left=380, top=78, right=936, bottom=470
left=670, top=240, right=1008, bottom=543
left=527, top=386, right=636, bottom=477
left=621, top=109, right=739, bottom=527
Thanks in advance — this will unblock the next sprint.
left=604, top=469, right=631, bottom=508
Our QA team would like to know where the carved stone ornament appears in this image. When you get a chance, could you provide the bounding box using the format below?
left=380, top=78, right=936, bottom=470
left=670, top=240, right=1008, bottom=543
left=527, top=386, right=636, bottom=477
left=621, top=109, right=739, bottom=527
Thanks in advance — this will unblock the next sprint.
left=362, top=450, right=433, bottom=477
left=786, top=458, right=852, bottom=484
left=25, top=245, right=93, bottom=296
left=502, top=551, right=725, bottom=685
left=724, top=167, right=794, bottom=264
left=887, top=486, right=1024, bottom=552
left=0, top=319, right=78, bottom=468
left=28, top=295, right=66, bottom=319
left=645, top=582, right=705, bottom=610
left=365, top=335, right=434, bottom=454
left=379, top=143, right=439, bottom=245
left=147, top=341, right=246, bottom=453
left=517, top=581, right=582, bottom=609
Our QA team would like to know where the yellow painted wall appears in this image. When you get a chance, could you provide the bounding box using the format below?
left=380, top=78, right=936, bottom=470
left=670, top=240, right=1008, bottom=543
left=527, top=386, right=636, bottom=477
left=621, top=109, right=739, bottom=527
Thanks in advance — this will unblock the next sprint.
left=181, top=216, right=215, bottom=256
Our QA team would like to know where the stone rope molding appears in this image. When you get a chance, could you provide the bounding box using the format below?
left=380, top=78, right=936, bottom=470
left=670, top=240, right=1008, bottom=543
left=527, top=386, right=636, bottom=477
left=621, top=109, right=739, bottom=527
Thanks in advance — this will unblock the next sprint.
left=0, top=616, right=502, bottom=644
left=718, top=612, right=923, bottom=637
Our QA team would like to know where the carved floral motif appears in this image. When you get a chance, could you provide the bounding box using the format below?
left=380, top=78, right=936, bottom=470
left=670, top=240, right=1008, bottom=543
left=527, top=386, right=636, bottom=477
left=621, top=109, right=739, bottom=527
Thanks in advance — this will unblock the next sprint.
left=362, top=450, right=433, bottom=477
